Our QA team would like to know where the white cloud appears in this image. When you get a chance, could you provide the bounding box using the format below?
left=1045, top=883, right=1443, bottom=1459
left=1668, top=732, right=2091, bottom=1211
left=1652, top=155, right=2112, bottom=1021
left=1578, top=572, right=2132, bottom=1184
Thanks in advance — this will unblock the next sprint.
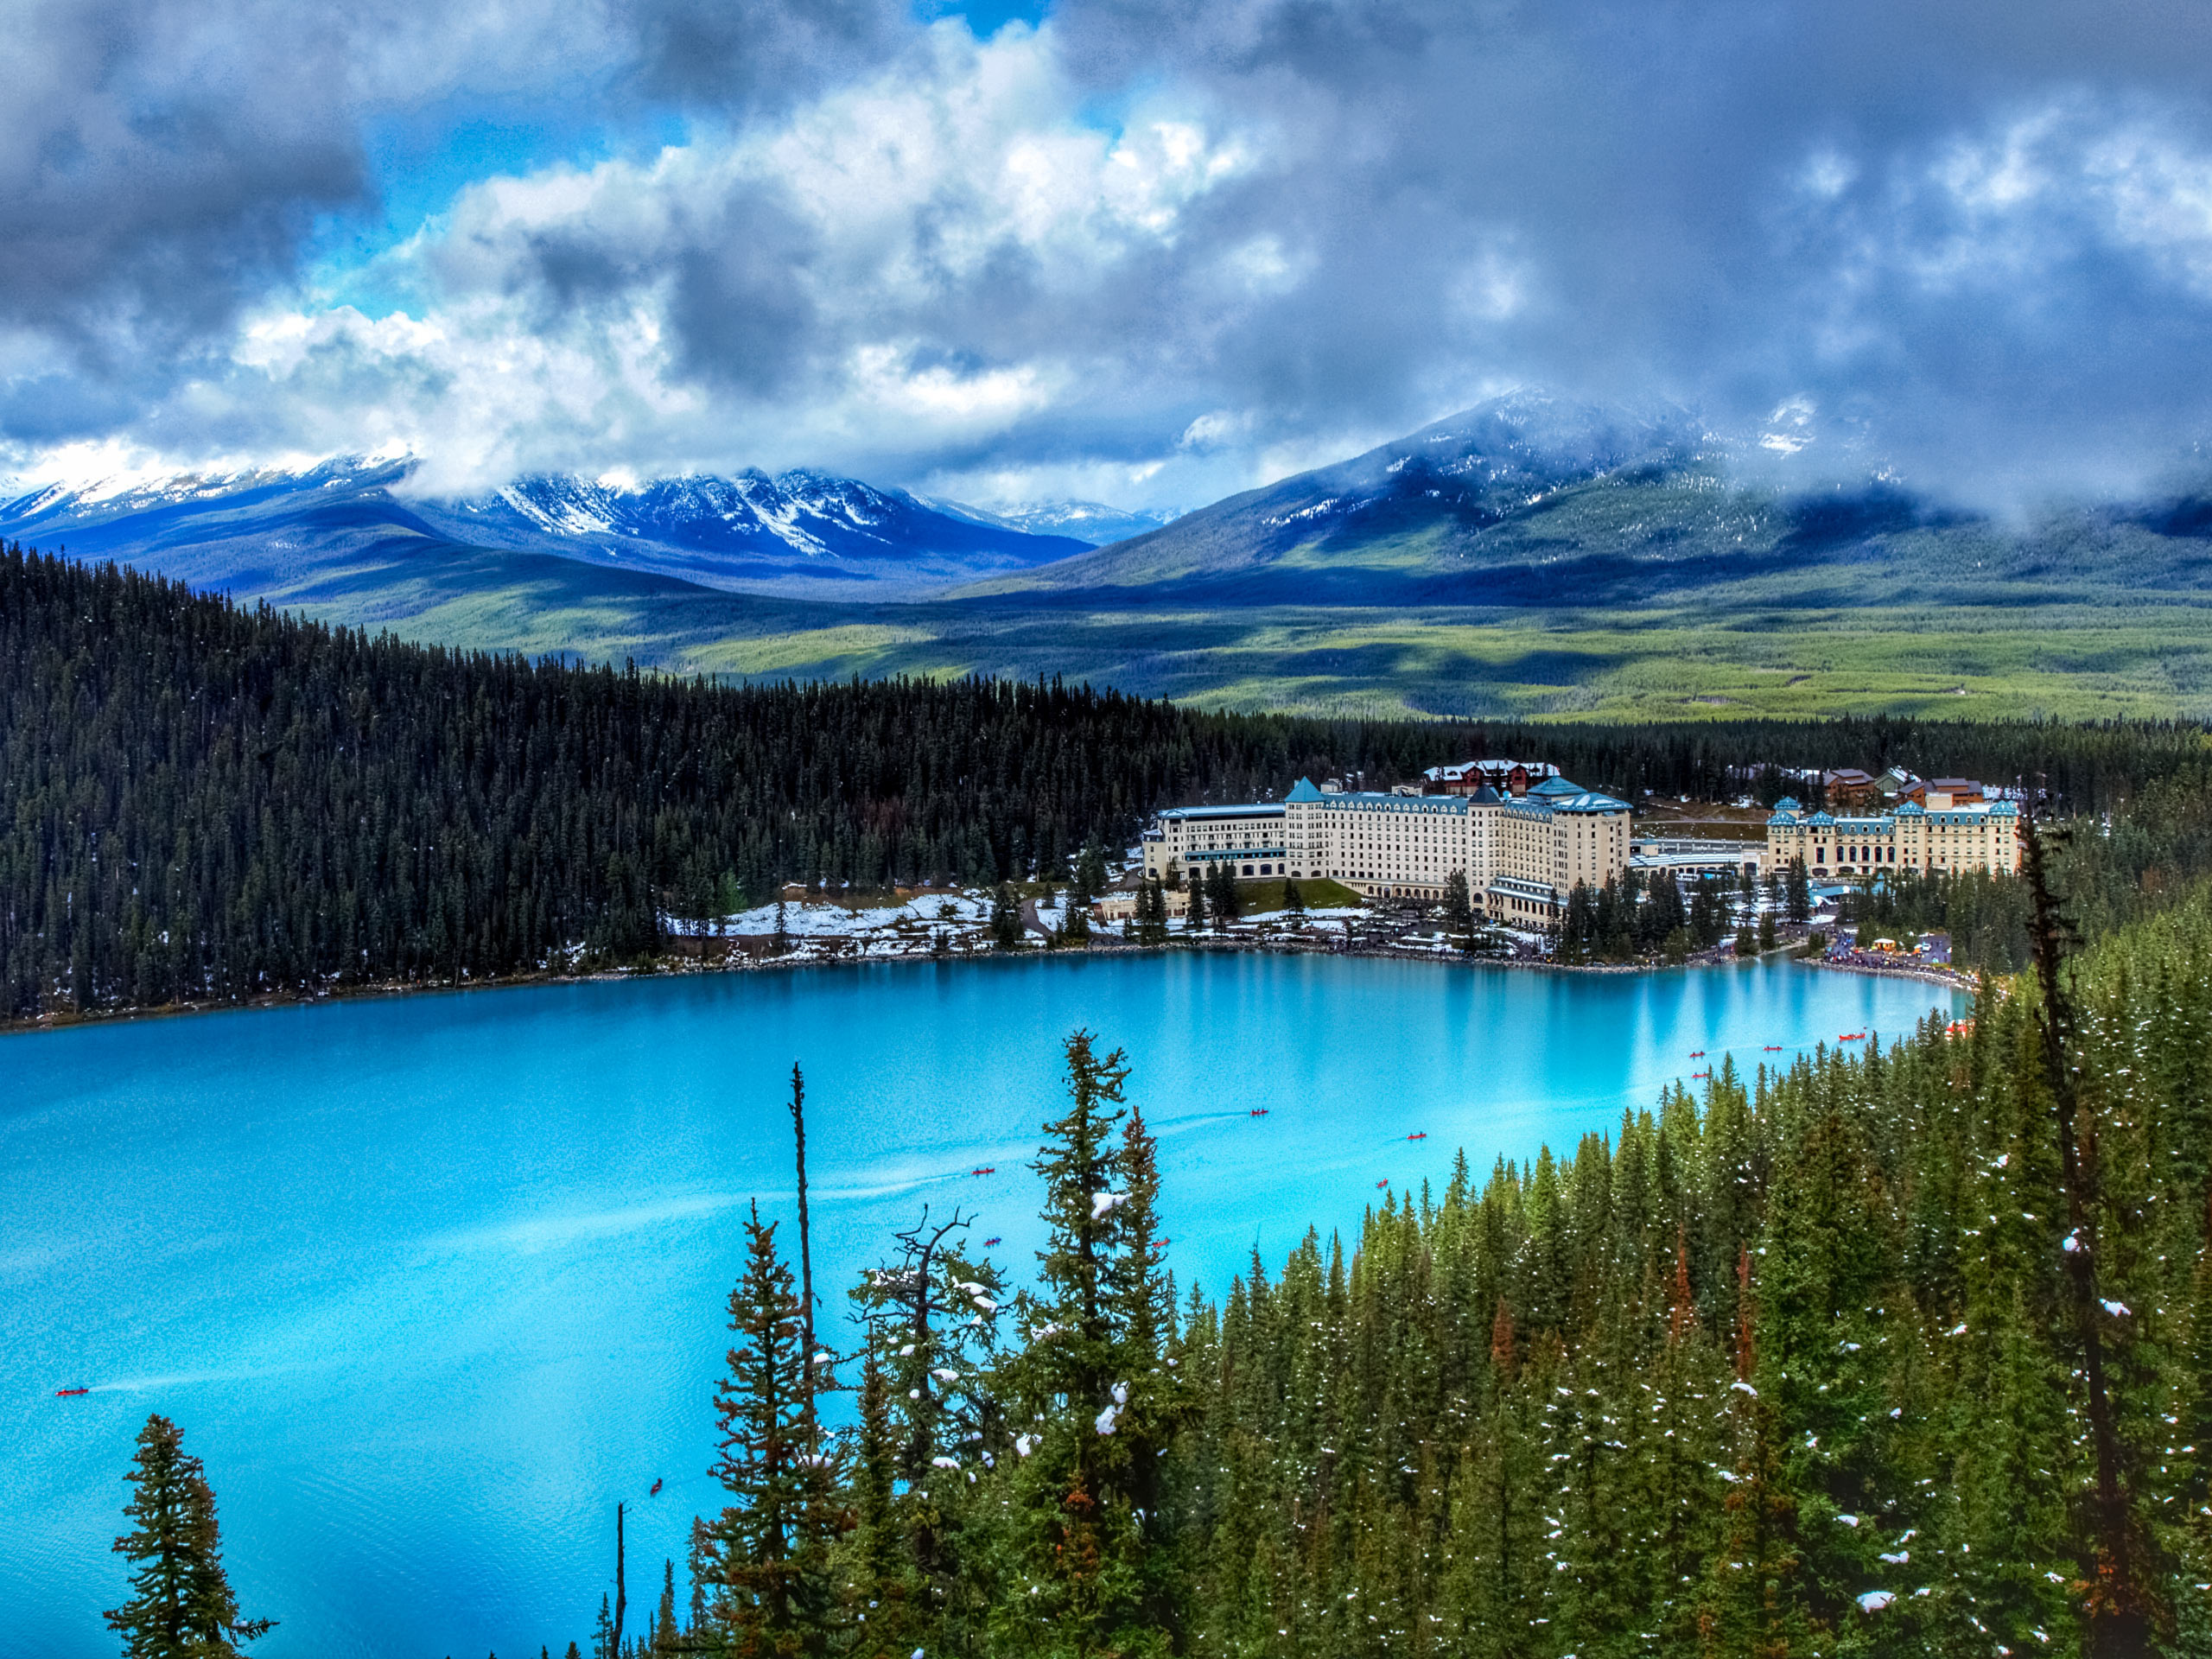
left=1796, top=149, right=1858, bottom=201
left=27, top=20, right=1277, bottom=500
left=16, top=1, right=2212, bottom=512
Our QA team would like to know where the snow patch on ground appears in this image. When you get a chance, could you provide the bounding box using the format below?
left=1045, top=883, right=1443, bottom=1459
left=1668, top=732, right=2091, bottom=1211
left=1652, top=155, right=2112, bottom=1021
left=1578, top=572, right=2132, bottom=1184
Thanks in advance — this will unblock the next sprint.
left=666, top=893, right=995, bottom=939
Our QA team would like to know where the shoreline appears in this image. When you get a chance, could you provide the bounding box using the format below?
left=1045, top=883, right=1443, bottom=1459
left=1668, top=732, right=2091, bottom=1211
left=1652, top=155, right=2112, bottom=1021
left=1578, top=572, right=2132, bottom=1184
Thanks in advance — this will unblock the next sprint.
left=1801, top=954, right=1975, bottom=991
left=0, top=925, right=1974, bottom=1040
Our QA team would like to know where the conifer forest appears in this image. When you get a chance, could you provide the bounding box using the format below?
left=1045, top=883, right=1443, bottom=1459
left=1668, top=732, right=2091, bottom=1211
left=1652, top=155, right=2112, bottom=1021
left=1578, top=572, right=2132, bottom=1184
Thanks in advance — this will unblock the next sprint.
left=20, top=537, right=2212, bottom=1656
left=3, top=543, right=2210, bottom=1023
left=488, top=886, right=2211, bottom=1659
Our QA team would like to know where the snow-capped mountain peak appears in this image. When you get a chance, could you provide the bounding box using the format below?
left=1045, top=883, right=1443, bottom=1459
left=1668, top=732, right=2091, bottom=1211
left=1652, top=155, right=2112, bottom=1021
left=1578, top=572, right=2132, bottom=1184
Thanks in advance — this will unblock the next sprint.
left=921, top=495, right=1182, bottom=546
left=0, top=455, right=1097, bottom=600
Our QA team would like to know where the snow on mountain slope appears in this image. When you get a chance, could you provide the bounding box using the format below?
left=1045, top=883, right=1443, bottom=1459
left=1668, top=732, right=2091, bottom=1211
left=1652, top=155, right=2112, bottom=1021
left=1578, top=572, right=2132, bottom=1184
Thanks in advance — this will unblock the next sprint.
left=0, top=458, right=1093, bottom=598
left=424, top=468, right=1083, bottom=565
left=957, top=392, right=1732, bottom=597
left=0, top=457, right=412, bottom=541
left=923, top=496, right=1182, bottom=546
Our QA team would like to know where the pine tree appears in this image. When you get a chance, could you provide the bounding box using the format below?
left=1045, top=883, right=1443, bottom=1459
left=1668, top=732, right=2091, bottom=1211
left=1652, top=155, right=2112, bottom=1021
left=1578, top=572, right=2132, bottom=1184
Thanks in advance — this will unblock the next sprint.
left=1210, top=863, right=1241, bottom=930
left=697, top=1203, right=838, bottom=1656
left=844, top=1344, right=913, bottom=1659
left=105, top=1414, right=274, bottom=1658
left=1004, top=1032, right=1171, bottom=1657
left=655, top=1559, right=679, bottom=1653
left=1560, top=880, right=1595, bottom=963
left=1282, top=877, right=1306, bottom=919
left=1072, top=843, right=1110, bottom=909
left=1443, top=869, right=1473, bottom=948
left=1786, top=857, right=1811, bottom=924
left=992, top=882, right=1025, bottom=950
left=1129, top=877, right=1166, bottom=947
left=847, top=1205, right=1006, bottom=1642
left=1104, top=1102, right=1181, bottom=1506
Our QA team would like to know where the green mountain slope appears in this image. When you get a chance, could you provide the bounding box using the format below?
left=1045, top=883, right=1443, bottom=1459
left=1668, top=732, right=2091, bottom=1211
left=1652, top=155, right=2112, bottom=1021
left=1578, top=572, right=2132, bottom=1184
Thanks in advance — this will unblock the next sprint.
left=963, top=392, right=2212, bottom=612
left=13, top=394, right=2212, bottom=721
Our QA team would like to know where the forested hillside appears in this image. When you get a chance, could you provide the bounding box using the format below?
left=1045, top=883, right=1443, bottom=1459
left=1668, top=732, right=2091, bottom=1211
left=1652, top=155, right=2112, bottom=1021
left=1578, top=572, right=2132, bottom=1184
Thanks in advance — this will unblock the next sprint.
left=92, top=908, right=2212, bottom=1659
left=3, top=542, right=2206, bottom=1023
left=570, top=883, right=2212, bottom=1659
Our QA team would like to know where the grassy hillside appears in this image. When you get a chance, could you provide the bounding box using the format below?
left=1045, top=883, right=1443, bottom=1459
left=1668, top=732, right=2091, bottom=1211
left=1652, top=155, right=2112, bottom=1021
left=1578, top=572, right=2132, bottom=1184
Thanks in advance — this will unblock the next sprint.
left=55, top=531, right=2212, bottom=721
left=296, top=590, right=2212, bottom=722
left=14, top=395, right=2212, bottom=719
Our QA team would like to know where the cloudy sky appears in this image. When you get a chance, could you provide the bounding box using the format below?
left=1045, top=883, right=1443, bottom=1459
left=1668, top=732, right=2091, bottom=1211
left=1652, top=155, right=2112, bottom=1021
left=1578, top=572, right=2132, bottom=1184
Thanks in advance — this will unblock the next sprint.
left=8, top=0, right=2212, bottom=508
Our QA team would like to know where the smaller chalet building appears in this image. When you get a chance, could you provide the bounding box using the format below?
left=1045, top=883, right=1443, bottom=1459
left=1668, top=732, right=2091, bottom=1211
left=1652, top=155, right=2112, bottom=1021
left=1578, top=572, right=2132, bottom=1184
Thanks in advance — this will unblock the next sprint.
left=1421, top=759, right=1560, bottom=798
left=1823, top=767, right=1879, bottom=809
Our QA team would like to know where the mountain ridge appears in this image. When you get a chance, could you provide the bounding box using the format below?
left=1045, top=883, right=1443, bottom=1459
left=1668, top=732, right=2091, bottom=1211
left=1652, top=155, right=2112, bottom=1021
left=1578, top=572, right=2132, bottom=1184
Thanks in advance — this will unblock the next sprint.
left=0, top=457, right=1096, bottom=600
left=952, top=391, right=2212, bottom=610
left=7, top=397, right=2212, bottom=721
left=919, top=496, right=1183, bottom=546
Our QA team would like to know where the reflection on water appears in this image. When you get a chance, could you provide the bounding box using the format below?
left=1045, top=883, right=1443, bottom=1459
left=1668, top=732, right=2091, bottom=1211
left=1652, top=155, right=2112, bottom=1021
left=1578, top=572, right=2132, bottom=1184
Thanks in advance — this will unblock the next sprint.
left=1, top=954, right=1960, bottom=1658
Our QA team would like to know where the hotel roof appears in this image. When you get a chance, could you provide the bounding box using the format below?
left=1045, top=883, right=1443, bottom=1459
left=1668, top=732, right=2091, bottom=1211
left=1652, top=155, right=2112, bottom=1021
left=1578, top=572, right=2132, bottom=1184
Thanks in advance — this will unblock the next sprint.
left=1156, top=802, right=1286, bottom=820
left=1510, top=775, right=1630, bottom=813
left=1766, top=798, right=2019, bottom=827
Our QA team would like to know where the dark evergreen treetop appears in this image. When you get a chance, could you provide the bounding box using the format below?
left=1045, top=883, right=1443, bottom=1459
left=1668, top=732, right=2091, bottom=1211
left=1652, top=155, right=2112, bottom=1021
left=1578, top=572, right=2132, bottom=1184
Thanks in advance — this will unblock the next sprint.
left=106, top=1413, right=272, bottom=1659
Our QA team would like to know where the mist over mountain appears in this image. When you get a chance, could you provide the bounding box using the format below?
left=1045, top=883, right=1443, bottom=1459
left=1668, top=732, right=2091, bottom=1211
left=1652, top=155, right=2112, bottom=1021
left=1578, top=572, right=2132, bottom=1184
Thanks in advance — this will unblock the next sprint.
left=961, top=391, right=2212, bottom=610
left=922, top=497, right=1184, bottom=546
left=7, top=388, right=2212, bottom=733
left=9, top=395, right=2212, bottom=626
left=3, top=391, right=2210, bottom=719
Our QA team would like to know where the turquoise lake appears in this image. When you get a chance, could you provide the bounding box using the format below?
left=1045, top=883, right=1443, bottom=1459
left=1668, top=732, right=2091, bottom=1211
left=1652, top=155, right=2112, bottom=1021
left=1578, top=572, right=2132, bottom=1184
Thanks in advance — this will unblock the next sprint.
left=1, top=953, right=1961, bottom=1657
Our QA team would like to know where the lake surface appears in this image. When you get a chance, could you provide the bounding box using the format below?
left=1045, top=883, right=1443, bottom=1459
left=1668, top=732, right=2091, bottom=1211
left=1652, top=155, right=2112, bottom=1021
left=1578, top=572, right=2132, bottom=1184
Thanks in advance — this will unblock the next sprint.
left=2, top=953, right=1959, bottom=1657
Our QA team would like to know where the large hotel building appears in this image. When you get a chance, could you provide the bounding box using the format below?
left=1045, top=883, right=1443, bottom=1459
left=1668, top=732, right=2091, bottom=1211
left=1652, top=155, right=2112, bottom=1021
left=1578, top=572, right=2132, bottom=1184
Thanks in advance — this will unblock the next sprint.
left=1140, top=774, right=1633, bottom=923
left=1761, top=787, right=2019, bottom=879
left=1135, top=772, right=2022, bottom=926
